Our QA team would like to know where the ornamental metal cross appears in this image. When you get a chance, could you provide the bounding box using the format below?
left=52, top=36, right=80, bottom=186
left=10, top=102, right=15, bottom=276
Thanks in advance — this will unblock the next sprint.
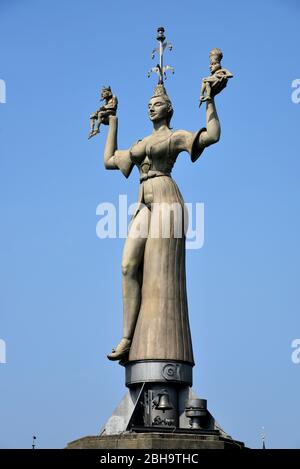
left=148, top=27, right=174, bottom=84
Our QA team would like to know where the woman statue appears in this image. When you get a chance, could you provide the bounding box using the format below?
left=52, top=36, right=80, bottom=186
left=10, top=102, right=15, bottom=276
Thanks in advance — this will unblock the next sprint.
left=102, top=77, right=227, bottom=364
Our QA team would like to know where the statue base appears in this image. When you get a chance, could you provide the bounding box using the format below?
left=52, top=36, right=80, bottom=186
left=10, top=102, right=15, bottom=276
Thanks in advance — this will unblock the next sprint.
left=67, top=361, right=246, bottom=449
left=67, top=431, right=245, bottom=449
left=67, top=386, right=246, bottom=449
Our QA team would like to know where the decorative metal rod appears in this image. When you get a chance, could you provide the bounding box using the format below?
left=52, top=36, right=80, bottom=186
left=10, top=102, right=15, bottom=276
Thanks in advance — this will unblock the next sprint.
left=148, top=27, right=174, bottom=84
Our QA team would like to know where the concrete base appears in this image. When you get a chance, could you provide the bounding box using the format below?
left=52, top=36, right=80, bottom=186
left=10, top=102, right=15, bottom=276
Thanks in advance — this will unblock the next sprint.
left=67, top=432, right=245, bottom=449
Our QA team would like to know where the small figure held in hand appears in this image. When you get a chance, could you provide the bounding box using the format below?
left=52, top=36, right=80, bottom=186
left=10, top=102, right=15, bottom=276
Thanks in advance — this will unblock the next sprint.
left=88, top=86, right=118, bottom=139
left=199, top=48, right=233, bottom=106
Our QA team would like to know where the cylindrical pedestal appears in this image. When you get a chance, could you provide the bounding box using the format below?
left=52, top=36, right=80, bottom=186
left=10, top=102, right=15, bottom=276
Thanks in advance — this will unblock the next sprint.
left=125, top=360, right=193, bottom=387
left=124, top=360, right=193, bottom=430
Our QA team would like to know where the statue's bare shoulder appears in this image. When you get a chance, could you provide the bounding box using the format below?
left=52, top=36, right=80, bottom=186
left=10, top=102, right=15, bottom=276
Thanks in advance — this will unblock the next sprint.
left=171, top=129, right=196, bottom=153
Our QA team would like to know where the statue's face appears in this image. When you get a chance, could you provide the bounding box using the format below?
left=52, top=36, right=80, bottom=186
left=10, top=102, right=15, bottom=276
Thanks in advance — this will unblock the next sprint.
left=210, top=62, right=221, bottom=73
left=101, top=89, right=111, bottom=100
left=148, top=96, right=170, bottom=122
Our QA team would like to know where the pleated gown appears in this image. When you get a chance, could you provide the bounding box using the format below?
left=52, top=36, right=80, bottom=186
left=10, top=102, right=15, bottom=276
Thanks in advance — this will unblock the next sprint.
left=113, top=129, right=205, bottom=365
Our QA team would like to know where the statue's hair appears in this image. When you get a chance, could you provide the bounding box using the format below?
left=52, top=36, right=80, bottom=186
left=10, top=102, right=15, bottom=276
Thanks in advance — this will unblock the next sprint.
left=163, top=96, right=174, bottom=128
left=209, top=48, right=223, bottom=62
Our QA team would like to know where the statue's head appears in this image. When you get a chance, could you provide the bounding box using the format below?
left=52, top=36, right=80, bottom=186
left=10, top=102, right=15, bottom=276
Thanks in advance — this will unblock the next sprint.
left=209, top=48, right=223, bottom=74
left=148, top=84, right=173, bottom=127
left=101, top=86, right=112, bottom=100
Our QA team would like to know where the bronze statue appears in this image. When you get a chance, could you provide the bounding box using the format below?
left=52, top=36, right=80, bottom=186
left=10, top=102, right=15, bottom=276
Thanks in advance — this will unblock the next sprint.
left=199, top=48, right=233, bottom=106
left=88, top=86, right=118, bottom=139
left=96, top=30, right=232, bottom=363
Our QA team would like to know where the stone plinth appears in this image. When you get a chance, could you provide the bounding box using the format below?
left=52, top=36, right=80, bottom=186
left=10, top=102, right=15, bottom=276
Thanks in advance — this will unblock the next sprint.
left=67, top=432, right=245, bottom=449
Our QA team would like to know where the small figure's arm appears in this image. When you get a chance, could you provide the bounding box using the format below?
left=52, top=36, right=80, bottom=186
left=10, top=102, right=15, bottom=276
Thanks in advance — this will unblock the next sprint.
left=217, top=68, right=233, bottom=79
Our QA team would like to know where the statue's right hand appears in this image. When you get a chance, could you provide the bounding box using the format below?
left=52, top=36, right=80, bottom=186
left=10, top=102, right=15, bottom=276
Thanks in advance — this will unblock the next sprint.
left=104, top=114, right=117, bottom=126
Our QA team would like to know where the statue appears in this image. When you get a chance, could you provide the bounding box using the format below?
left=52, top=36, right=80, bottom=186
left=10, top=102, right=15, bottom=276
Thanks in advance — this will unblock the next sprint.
left=68, top=27, right=246, bottom=448
left=97, top=30, right=232, bottom=364
left=199, top=48, right=233, bottom=106
left=88, top=86, right=118, bottom=139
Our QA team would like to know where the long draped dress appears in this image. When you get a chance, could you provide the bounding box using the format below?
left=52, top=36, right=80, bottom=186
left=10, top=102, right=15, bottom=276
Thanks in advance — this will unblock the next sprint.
left=113, top=128, right=205, bottom=366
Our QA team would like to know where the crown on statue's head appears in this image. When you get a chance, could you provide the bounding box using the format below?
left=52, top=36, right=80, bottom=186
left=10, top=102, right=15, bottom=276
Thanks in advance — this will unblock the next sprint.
left=209, top=48, right=223, bottom=62
left=101, top=85, right=112, bottom=93
left=151, top=83, right=170, bottom=100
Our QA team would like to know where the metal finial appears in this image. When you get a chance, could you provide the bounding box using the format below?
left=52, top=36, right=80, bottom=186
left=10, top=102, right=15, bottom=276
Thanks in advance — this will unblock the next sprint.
left=148, top=27, right=174, bottom=84
left=32, top=435, right=36, bottom=449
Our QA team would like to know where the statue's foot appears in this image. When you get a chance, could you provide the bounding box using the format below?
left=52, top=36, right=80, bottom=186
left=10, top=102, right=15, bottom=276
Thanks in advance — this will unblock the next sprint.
left=107, top=338, right=131, bottom=361
left=88, top=130, right=99, bottom=139
left=199, top=96, right=205, bottom=107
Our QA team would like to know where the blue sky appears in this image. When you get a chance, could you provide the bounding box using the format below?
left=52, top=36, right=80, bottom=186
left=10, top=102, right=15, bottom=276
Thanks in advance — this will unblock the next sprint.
left=0, top=0, right=299, bottom=449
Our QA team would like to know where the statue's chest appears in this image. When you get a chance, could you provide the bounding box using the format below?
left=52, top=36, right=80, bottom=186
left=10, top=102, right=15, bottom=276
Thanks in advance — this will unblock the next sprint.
left=130, top=135, right=172, bottom=168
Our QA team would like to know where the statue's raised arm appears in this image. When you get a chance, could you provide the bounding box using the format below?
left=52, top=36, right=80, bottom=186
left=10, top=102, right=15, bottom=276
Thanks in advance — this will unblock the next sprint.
left=173, top=47, right=233, bottom=162
left=103, top=115, right=134, bottom=178
left=171, top=96, right=221, bottom=164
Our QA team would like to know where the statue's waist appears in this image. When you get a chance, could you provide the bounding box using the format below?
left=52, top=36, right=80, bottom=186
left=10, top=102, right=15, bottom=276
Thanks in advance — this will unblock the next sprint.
left=140, top=170, right=171, bottom=182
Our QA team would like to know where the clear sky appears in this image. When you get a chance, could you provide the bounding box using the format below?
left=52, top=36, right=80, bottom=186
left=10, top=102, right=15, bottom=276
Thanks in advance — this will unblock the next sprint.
left=0, top=0, right=299, bottom=449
